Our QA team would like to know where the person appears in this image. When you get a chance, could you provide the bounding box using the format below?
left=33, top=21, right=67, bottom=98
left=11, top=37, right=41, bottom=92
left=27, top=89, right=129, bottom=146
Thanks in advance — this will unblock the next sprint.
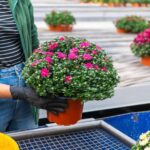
left=0, top=0, right=68, bottom=132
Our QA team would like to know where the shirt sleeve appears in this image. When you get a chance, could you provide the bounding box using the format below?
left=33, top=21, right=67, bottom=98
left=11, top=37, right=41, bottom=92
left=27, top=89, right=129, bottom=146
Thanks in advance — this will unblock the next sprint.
left=28, top=1, right=40, bottom=50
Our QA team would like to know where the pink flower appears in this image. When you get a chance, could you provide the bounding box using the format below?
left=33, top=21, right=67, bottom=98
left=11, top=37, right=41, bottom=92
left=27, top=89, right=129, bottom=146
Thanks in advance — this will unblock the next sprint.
left=92, top=50, right=98, bottom=55
left=34, top=49, right=42, bottom=53
left=65, top=75, right=72, bottom=83
left=70, top=48, right=79, bottom=53
left=68, top=53, right=78, bottom=60
left=41, top=52, right=54, bottom=56
left=101, top=67, right=107, bottom=72
left=45, top=57, right=52, bottom=63
left=41, top=68, right=49, bottom=77
left=96, top=45, right=102, bottom=51
left=93, top=65, right=99, bottom=70
left=84, top=62, right=93, bottom=69
left=31, top=60, right=41, bottom=67
left=80, top=42, right=90, bottom=48
left=57, top=52, right=66, bottom=59
left=82, top=54, right=92, bottom=60
left=49, top=42, right=58, bottom=51
left=59, top=36, right=65, bottom=41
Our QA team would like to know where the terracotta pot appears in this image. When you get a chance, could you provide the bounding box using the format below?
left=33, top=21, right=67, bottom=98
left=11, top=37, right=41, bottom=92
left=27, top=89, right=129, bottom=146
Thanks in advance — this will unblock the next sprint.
left=141, top=57, right=150, bottom=66
left=108, top=2, right=115, bottom=7
left=47, top=99, right=83, bottom=126
left=141, top=3, right=148, bottom=7
left=117, top=28, right=126, bottom=33
left=114, top=3, right=121, bottom=7
left=99, top=2, right=104, bottom=6
left=132, top=3, right=140, bottom=7
left=122, top=3, right=127, bottom=7
left=48, top=25, right=73, bottom=32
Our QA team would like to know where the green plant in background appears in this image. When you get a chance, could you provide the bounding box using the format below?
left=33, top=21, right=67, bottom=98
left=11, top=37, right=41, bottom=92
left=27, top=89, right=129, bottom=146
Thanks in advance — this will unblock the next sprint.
left=130, top=0, right=139, bottom=3
left=81, top=0, right=91, bottom=2
left=80, top=0, right=150, bottom=4
left=110, top=0, right=120, bottom=3
left=44, top=11, right=76, bottom=26
left=115, top=16, right=149, bottom=33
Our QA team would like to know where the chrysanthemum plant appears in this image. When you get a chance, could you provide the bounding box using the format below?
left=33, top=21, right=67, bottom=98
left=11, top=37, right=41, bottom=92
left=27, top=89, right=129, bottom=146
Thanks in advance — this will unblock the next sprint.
left=22, top=36, right=119, bottom=102
left=131, top=28, right=150, bottom=57
left=132, top=131, right=150, bottom=150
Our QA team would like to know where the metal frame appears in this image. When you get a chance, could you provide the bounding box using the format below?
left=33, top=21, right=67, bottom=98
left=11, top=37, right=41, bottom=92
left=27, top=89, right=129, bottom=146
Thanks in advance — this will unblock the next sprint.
left=8, top=119, right=136, bottom=148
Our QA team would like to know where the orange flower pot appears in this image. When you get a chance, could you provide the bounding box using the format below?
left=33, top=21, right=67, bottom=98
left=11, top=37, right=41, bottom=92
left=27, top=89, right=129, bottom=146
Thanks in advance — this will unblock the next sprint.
left=48, top=25, right=73, bottom=32
left=47, top=99, right=83, bottom=126
left=117, top=28, right=126, bottom=33
left=114, top=3, right=121, bottom=7
left=141, top=3, right=148, bottom=7
left=108, top=2, right=115, bottom=7
left=132, top=3, right=140, bottom=7
left=141, top=57, right=150, bottom=66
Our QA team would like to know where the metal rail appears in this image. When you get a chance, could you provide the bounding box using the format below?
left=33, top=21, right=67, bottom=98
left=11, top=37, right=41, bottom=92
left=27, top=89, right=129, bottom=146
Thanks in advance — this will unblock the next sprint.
left=7, top=119, right=136, bottom=147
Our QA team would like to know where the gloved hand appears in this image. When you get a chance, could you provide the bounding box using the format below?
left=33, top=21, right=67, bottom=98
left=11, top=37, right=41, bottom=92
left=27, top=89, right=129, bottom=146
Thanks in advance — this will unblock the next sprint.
left=10, top=86, right=68, bottom=115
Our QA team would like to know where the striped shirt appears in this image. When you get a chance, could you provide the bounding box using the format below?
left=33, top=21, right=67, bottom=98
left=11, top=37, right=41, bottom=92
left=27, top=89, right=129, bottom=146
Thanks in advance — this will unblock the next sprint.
left=0, top=0, right=24, bottom=68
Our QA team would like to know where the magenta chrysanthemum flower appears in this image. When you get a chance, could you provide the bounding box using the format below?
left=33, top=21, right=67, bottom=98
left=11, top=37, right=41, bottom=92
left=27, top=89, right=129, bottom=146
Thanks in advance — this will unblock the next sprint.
left=93, top=65, right=99, bottom=70
left=31, top=60, right=41, bottom=67
left=41, top=52, right=54, bottom=56
left=82, top=54, right=92, bottom=60
left=34, top=49, right=42, bottom=53
left=57, top=52, right=66, bottom=59
left=68, top=53, right=78, bottom=60
left=133, top=29, right=150, bottom=45
left=101, top=67, right=107, bottom=72
left=49, top=42, right=58, bottom=51
left=84, top=62, right=93, bottom=69
left=59, top=36, right=65, bottom=41
left=92, top=50, right=98, bottom=55
left=65, top=75, right=72, bottom=83
left=96, top=45, right=102, bottom=51
left=70, top=47, right=79, bottom=53
left=80, top=41, right=90, bottom=48
left=45, top=57, right=52, bottom=63
left=41, top=68, right=49, bottom=77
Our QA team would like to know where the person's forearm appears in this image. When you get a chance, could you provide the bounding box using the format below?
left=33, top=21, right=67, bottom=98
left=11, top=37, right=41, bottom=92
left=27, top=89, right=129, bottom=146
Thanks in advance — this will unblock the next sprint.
left=0, top=84, right=12, bottom=98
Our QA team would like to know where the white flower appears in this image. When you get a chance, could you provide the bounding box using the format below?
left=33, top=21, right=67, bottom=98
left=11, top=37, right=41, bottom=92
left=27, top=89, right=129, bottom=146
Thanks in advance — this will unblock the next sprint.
left=144, top=147, right=150, bottom=150
left=139, top=139, right=149, bottom=146
left=146, top=131, right=150, bottom=136
left=140, top=133, right=147, bottom=140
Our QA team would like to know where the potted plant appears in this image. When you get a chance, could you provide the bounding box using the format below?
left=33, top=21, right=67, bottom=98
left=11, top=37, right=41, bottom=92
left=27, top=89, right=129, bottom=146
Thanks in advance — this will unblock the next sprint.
left=130, top=0, right=141, bottom=7
left=115, top=16, right=150, bottom=33
left=108, top=0, right=121, bottom=6
left=131, top=28, right=150, bottom=66
left=132, top=131, right=150, bottom=150
left=80, top=0, right=91, bottom=3
left=140, top=0, right=148, bottom=6
left=22, top=36, right=119, bottom=126
left=44, top=11, right=76, bottom=32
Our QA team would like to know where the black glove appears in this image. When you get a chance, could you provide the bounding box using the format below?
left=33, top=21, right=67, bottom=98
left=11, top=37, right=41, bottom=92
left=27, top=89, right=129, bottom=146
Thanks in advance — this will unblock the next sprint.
left=10, top=86, right=68, bottom=115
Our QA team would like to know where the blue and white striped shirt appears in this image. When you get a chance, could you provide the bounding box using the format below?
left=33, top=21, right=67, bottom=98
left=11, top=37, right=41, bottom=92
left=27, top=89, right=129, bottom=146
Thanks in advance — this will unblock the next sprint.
left=0, top=0, right=24, bottom=68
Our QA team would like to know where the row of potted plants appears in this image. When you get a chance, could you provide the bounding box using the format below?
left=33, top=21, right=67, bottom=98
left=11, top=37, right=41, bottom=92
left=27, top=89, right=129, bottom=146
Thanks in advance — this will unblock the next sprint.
left=44, top=12, right=150, bottom=34
left=81, top=0, right=150, bottom=7
left=44, top=11, right=76, bottom=32
left=115, top=16, right=150, bottom=34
